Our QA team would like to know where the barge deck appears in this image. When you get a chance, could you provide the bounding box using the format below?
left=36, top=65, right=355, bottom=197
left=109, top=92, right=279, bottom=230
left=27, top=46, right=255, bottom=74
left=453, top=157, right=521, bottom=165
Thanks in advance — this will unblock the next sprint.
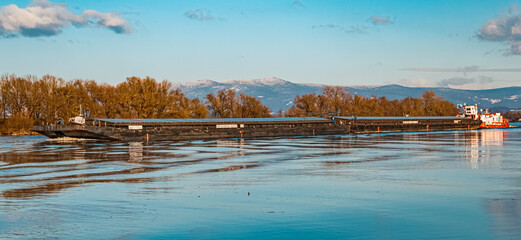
left=33, top=116, right=481, bottom=141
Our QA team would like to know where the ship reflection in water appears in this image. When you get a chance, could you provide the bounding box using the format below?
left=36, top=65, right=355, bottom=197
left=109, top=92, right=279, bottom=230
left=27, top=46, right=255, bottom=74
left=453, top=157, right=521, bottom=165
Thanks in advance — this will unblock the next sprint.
left=129, top=142, right=143, bottom=163
left=462, top=130, right=509, bottom=169
left=1, top=125, right=521, bottom=239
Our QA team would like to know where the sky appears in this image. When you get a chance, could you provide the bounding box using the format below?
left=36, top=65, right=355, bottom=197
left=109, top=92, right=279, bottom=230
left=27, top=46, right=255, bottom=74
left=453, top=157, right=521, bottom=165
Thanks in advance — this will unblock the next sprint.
left=0, top=0, right=521, bottom=90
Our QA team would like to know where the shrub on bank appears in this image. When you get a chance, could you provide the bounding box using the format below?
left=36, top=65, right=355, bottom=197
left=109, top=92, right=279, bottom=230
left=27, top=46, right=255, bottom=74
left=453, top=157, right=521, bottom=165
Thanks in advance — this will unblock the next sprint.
left=0, top=114, right=34, bottom=136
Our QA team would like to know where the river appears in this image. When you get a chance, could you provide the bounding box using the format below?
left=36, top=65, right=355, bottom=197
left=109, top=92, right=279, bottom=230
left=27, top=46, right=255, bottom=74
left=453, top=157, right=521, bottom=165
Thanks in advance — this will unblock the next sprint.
left=1, top=124, right=521, bottom=239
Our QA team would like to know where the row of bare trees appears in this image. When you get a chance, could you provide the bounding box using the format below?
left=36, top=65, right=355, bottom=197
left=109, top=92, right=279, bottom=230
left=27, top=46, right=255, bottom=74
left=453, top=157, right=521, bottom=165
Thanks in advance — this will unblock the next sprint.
left=206, top=89, right=271, bottom=118
left=0, top=74, right=271, bottom=134
left=0, top=75, right=206, bottom=121
left=1, top=74, right=462, bottom=135
left=286, top=86, right=460, bottom=117
left=502, top=111, right=521, bottom=122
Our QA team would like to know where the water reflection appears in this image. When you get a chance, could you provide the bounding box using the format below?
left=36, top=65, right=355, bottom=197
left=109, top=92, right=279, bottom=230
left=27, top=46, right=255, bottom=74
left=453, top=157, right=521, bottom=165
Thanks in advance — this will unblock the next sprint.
left=1, top=127, right=521, bottom=239
left=216, top=139, right=245, bottom=160
left=481, top=130, right=508, bottom=146
left=129, top=142, right=143, bottom=163
left=461, top=130, right=508, bottom=169
left=0, top=130, right=516, bottom=199
left=0, top=131, right=510, bottom=199
left=486, top=193, right=521, bottom=238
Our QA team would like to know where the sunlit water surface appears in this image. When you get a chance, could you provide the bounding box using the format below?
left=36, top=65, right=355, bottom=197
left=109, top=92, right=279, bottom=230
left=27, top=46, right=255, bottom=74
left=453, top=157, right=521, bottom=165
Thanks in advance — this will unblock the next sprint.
left=1, top=124, right=521, bottom=239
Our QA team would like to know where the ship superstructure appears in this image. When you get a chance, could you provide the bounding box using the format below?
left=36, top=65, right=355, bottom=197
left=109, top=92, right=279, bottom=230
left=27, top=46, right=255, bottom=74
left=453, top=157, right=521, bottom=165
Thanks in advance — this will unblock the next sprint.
left=461, top=104, right=509, bottom=129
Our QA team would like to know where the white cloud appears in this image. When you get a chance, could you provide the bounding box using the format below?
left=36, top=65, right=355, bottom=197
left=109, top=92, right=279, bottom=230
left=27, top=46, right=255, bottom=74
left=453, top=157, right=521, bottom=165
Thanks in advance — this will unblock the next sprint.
left=0, top=0, right=131, bottom=37
left=477, top=4, right=521, bottom=55
left=184, top=9, right=215, bottom=22
left=402, top=65, right=521, bottom=74
left=370, top=16, right=390, bottom=25
left=398, top=76, right=498, bottom=90
left=510, top=41, right=521, bottom=54
left=397, top=78, right=435, bottom=88
left=437, top=75, right=494, bottom=87
left=314, top=15, right=392, bottom=35
left=433, top=76, right=499, bottom=90
left=345, top=25, right=368, bottom=34
left=313, top=23, right=368, bottom=34
left=83, top=10, right=131, bottom=34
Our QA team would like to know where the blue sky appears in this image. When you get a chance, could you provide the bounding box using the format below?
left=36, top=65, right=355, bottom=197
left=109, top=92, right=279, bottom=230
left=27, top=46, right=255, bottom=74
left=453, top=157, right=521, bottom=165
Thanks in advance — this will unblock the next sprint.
left=1, top=0, right=520, bottom=89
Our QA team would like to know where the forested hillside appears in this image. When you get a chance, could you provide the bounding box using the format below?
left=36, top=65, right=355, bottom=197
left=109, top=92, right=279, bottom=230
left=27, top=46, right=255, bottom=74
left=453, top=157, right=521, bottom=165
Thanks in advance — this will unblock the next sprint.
left=173, top=78, right=521, bottom=113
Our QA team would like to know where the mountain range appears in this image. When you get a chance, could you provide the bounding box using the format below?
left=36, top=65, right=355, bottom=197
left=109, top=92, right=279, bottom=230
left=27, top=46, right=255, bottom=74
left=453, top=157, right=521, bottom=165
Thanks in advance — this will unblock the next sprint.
left=172, top=77, right=521, bottom=113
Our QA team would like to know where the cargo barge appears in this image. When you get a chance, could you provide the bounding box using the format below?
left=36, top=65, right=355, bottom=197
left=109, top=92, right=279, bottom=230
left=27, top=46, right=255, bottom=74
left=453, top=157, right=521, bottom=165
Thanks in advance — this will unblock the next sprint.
left=336, top=116, right=479, bottom=132
left=33, top=116, right=480, bottom=141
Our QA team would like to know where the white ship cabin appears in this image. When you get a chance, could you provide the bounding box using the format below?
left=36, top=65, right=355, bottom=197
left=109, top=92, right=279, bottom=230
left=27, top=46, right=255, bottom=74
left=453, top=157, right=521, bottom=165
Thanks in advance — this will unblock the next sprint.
left=480, top=113, right=503, bottom=125
left=463, top=104, right=479, bottom=119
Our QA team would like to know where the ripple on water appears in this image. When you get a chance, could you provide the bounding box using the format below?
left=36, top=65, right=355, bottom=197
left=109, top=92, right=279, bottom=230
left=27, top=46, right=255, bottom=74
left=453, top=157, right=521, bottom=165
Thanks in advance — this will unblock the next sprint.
left=1, top=128, right=521, bottom=239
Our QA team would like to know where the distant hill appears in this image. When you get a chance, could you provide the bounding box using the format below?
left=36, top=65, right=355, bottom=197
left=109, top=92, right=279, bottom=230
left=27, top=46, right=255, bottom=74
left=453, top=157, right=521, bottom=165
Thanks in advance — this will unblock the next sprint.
left=172, top=77, right=521, bottom=112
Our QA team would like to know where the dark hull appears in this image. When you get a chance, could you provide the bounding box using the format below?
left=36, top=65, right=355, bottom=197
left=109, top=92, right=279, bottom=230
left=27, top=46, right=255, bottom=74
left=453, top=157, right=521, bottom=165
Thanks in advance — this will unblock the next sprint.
left=34, top=119, right=347, bottom=141
left=34, top=117, right=481, bottom=142
left=336, top=117, right=481, bottom=133
left=33, top=124, right=115, bottom=140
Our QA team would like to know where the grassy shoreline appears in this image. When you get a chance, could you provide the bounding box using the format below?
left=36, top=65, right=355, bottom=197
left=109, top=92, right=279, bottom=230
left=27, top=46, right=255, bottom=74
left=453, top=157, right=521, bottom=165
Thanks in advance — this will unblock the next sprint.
left=0, top=131, right=40, bottom=137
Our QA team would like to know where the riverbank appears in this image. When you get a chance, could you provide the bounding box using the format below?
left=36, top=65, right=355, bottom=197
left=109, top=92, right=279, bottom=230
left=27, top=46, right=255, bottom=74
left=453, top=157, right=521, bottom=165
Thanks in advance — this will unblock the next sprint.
left=0, top=118, right=37, bottom=136
left=0, top=131, right=40, bottom=137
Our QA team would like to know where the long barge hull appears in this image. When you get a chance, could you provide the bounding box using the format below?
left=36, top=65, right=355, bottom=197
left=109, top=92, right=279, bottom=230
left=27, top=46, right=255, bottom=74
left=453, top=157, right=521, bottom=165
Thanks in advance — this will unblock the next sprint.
left=33, top=116, right=480, bottom=142
left=335, top=116, right=480, bottom=132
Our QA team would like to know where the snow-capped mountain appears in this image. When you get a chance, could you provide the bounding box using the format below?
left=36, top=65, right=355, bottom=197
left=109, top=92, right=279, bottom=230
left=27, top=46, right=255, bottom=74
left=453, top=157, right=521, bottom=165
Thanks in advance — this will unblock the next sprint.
left=172, top=77, right=521, bottom=112
left=172, top=77, right=322, bottom=111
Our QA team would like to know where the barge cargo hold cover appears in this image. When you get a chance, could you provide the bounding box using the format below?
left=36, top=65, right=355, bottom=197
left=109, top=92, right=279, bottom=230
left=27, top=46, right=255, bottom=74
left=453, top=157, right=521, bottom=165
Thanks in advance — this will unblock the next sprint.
left=335, top=116, right=480, bottom=133
left=34, top=117, right=348, bottom=141
left=33, top=116, right=481, bottom=142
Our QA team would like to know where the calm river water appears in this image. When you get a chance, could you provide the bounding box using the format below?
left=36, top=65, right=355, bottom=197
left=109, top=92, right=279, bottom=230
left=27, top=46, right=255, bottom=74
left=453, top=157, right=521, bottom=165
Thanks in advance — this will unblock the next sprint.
left=1, top=124, right=521, bottom=239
